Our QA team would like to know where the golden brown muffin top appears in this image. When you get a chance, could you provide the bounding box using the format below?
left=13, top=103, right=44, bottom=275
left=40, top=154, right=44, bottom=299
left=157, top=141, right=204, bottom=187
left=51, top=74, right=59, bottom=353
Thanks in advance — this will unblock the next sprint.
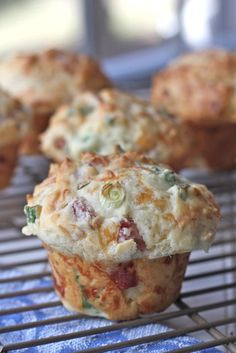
left=0, top=48, right=111, bottom=114
left=22, top=151, right=220, bottom=263
left=152, top=49, right=236, bottom=125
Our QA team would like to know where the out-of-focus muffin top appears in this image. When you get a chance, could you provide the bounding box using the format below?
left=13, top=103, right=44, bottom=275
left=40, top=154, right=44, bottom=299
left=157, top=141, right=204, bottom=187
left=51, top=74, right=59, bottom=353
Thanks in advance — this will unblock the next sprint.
left=0, top=49, right=111, bottom=114
left=0, top=87, right=29, bottom=146
left=22, top=152, right=220, bottom=263
left=41, top=89, right=192, bottom=171
left=152, top=49, right=236, bottom=125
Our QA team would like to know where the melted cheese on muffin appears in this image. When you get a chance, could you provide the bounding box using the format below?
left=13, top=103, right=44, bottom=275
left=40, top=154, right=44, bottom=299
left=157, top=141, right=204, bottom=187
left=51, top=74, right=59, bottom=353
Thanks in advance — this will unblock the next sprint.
left=22, top=152, right=220, bottom=263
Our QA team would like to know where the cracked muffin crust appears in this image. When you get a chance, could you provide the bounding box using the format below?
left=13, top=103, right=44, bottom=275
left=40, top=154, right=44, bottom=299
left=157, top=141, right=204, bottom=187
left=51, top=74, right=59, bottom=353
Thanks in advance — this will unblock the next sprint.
left=22, top=152, right=220, bottom=320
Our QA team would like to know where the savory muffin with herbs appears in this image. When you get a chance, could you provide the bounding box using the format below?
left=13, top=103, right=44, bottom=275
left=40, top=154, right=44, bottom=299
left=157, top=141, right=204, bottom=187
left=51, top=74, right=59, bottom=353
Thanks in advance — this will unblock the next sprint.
left=152, top=49, right=236, bottom=170
left=22, top=152, right=220, bottom=320
left=41, top=89, right=192, bottom=171
left=0, top=88, right=29, bottom=189
left=0, top=48, right=111, bottom=154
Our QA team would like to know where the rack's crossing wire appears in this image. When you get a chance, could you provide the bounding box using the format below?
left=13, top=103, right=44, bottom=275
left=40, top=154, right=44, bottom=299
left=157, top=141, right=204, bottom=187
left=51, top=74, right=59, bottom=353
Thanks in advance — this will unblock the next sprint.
left=0, top=156, right=236, bottom=353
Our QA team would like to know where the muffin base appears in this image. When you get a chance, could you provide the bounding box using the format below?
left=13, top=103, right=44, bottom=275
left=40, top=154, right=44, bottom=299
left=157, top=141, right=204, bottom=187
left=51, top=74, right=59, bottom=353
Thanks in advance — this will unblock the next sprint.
left=0, top=142, right=19, bottom=189
left=46, top=246, right=189, bottom=321
left=186, top=122, right=236, bottom=170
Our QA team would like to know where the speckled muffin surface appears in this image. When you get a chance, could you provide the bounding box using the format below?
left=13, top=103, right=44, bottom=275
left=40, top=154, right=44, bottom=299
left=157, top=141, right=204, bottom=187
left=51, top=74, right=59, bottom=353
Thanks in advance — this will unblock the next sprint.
left=0, top=88, right=28, bottom=188
left=152, top=49, right=236, bottom=170
left=0, top=49, right=111, bottom=153
left=41, top=89, right=192, bottom=171
left=22, top=152, right=220, bottom=319
left=46, top=248, right=189, bottom=320
left=152, top=49, right=236, bottom=125
left=23, top=152, right=220, bottom=261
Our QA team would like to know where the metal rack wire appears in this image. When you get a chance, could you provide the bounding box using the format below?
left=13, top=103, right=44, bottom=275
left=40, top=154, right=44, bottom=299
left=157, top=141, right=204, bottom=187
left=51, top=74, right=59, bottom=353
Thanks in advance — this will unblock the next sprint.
left=0, top=156, right=236, bottom=353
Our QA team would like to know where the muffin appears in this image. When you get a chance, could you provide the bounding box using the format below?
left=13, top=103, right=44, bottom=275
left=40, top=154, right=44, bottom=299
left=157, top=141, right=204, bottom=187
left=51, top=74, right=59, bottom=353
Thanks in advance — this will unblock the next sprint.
left=0, top=88, right=29, bottom=189
left=0, top=48, right=111, bottom=154
left=22, top=152, right=220, bottom=320
left=41, top=89, right=192, bottom=171
left=152, top=49, right=236, bottom=170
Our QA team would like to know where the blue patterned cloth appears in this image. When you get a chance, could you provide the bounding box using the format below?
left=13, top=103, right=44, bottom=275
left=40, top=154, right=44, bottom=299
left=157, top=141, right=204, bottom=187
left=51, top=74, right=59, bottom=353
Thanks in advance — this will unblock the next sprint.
left=0, top=269, right=222, bottom=353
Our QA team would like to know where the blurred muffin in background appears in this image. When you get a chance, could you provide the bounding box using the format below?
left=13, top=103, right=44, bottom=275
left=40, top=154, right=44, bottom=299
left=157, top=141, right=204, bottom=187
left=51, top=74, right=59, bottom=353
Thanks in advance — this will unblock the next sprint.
left=0, top=49, right=111, bottom=154
left=152, top=49, right=236, bottom=170
left=0, top=88, right=29, bottom=189
left=41, top=89, right=193, bottom=171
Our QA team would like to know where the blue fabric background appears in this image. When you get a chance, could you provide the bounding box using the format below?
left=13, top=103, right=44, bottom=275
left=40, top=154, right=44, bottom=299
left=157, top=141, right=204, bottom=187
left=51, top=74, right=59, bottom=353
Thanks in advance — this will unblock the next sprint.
left=0, top=269, right=223, bottom=353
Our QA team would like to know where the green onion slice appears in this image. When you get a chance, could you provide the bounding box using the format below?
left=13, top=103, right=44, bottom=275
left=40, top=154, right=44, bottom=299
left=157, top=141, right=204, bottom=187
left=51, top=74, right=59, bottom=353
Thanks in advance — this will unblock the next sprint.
left=77, top=181, right=90, bottom=190
left=24, top=205, right=42, bottom=224
left=78, top=105, right=94, bottom=117
left=178, top=184, right=189, bottom=201
left=76, top=274, right=93, bottom=309
left=164, top=171, right=177, bottom=186
left=100, top=181, right=125, bottom=209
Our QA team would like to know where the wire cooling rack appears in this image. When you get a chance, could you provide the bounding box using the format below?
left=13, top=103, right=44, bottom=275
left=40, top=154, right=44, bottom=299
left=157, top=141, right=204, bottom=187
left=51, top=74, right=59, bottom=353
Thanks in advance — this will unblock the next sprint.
left=0, top=156, right=236, bottom=353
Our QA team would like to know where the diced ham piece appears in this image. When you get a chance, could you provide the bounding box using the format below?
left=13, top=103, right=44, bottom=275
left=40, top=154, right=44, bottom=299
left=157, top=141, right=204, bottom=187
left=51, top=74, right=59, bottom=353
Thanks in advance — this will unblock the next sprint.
left=117, top=218, right=146, bottom=251
left=53, top=277, right=65, bottom=297
left=72, top=197, right=96, bottom=220
left=110, top=262, right=137, bottom=290
left=53, top=137, right=65, bottom=149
